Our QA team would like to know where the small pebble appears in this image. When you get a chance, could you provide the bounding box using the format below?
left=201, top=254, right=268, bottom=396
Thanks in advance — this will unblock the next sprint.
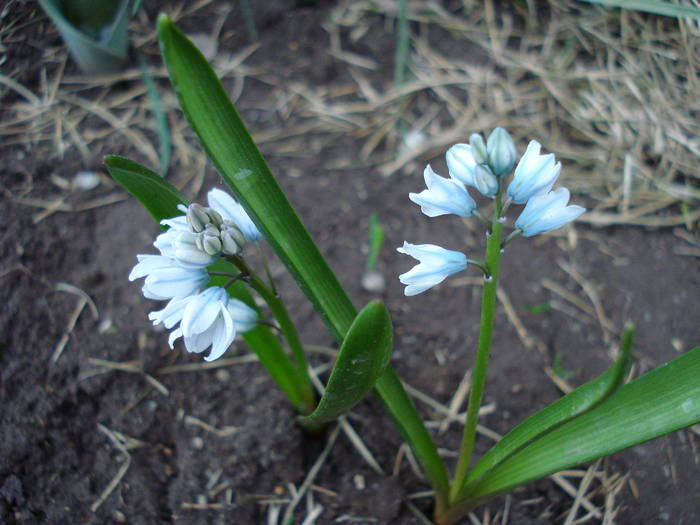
left=113, top=510, right=126, bottom=523
left=145, top=400, right=158, bottom=412
left=215, top=369, right=230, bottom=382
left=361, top=270, right=386, bottom=293
left=192, top=437, right=204, bottom=450
left=353, top=474, right=365, bottom=490
left=72, top=171, right=101, bottom=191
left=98, top=318, right=114, bottom=334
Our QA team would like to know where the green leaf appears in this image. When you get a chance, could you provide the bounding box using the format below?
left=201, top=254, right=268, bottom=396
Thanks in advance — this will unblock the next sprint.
left=157, top=14, right=356, bottom=342
left=460, top=326, right=634, bottom=496
left=299, top=301, right=393, bottom=426
left=37, top=0, right=132, bottom=74
left=581, top=0, right=700, bottom=19
left=157, top=14, right=450, bottom=501
left=466, top=346, right=700, bottom=499
left=104, top=155, right=186, bottom=226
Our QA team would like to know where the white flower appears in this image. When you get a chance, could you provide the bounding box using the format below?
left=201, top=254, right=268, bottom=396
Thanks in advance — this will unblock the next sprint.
left=150, top=286, right=258, bottom=362
left=507, top=140, right=560, bottom=204
left=207, top=188, right=262, bottom=242
left=396, top=242, right=468, bottom=296
left=446, top=143, right=498, bottom=198
left=486, top=127, right=516, bottom=176
left=155, top=216, right=217, bottom=268
left=409, top=165, right=477, bottom=218
left=515, top=187, right=585, bottom=237
left=129, top=254, right=208, bottom=300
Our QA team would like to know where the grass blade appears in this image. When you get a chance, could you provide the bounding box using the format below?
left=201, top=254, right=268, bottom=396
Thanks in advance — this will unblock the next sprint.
left=581, top=0, right=700, bottom=19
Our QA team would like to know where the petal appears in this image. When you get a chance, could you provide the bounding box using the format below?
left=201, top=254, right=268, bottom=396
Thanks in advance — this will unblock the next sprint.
left=181, top=287, right=226, bottom=336
left=143, top=266, right=207, bottom=299
left=446, top=143, right=477, bottom=186
left=168, top=327, right=183, bottom=349
left=204, top=308, right=236, bottom=361
left=207, top=188, right=262, bottom=242
left=149, top=296, right=189, bottom=328
left=409, top=166, right=476, bottom=217
left=129, top=254, right=173, bottom=281
left=227, top=299, right=258, bottom=333
left=397, top=242, right=466, bottom=266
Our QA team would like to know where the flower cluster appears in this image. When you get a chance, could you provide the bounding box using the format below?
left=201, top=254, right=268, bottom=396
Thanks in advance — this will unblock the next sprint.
left=398, top=128, right=585, bottom=296
left=130, top=188, right=260, bottom=361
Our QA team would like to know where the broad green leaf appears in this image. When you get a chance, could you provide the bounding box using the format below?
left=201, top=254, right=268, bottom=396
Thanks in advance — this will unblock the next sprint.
left=466, top=346, right=700, bottom=499
left=300, top=301, right=393, bottom=426
left=460, top=326, right=634, bottom=495
left=105, top=155, right=186, bottom=225
left=37, top=0, right=131, bottom=74
left=581, top=0, right=700, bottom=19
left=157, top=15, right=450, bottom=499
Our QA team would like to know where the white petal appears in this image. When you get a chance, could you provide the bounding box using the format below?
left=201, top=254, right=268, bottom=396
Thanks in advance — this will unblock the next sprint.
left=204, top=308, right=236, bottom=361
left=149, top=297, right=189, bottom=328
left=181, top=288, right=225, bottom=336
left=168, top=327, right=183, bottom=349
left=207, top=188, right=262, bottom=242
left=409, top=165, right=476, bottom=218
left=129, top=254, right=172, bottom=281
left=227, top=299, right=258, bottom=333
left=446, top=143, right=477, bottom=186
left=143, top=266, right=207, bottom=299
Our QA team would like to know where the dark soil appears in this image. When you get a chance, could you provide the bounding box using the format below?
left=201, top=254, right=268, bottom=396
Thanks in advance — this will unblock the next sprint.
left=1, top=2, right=698, bottom=524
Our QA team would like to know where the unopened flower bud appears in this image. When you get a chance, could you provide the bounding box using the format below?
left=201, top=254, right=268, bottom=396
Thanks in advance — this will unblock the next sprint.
left=487, top=127, right=516, bottom=176
left=186, top=203, right=210, bottom=233
left=469, top=133, right=488, bottom=164
left=201, top=234, right=223, bottom=255
left=473, top=164, right=499, bottom=198
left=220, top=223, right=246, bottom=255
left=207, top=208, right=224, bottom=228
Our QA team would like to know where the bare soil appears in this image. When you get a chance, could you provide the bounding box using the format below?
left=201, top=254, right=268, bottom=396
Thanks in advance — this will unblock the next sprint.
left=1, top=1, right=698, bottom=524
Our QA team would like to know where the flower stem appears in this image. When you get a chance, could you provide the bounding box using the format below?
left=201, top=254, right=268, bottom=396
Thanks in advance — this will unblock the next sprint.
left=450, top=196, right=504, bottom=503
left=229, top=255, right=316, bottom=414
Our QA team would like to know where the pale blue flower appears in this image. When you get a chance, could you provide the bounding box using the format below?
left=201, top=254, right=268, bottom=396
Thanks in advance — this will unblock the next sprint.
left=207, top=188, right=262, bottom=242
left=446, top=143, right=498, bottom=198
left=409, top=165, right=477, bottom=218
left=155, top=216, right=217, bottom=268
left=129, top=254, right=208, bottom=300
left=397, top=242, right=468, bottom=296
left=515, top=187, right=585, bottom=237
left=507, top=140, right=560, bottom=204
left=152, top=286, right=257, bottom=362
left=487, top=127, right=516, bottom=176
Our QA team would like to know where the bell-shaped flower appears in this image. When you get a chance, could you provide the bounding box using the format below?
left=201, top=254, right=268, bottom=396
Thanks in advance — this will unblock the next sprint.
left=129, top=254, right=208, bottom=300
left=207, top=188, right=262, bottom=242
left=156, top=286, right=258, bottom=362
left=396, top=241, right=467, bottom=296
left=446, top=143, right=498, bottom=198
left=515, top=187, right=585, bottom=237
left=507, top=140, right=560, bottom=204
left=155, top=218, right=217, bottom=269
left=487, top=127, right=516, bottom=176
left=409, top=165, right=477, bottom=218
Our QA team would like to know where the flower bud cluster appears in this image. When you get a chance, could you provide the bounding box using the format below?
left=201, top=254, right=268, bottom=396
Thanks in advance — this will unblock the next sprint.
left=185, top=203, right=247, bottom=256
left=129, top=188, right=262, bottom=361
left=398, top=128, right=585, bottom=295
